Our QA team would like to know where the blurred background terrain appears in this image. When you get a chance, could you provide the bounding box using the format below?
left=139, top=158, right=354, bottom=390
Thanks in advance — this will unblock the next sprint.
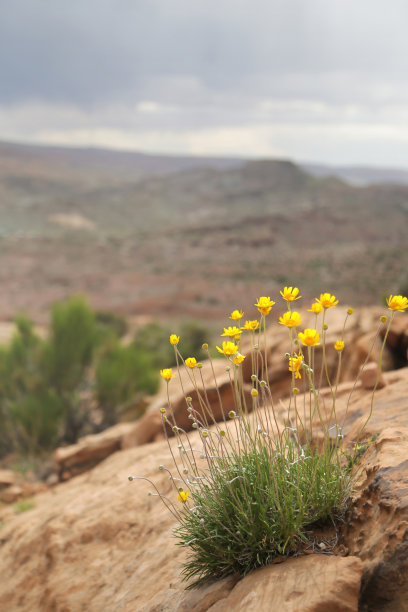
left=1, top=139, right=407, bottom=327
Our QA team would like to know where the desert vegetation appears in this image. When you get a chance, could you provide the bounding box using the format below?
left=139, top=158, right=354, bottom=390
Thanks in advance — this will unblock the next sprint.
left=130, top=289, right=407, bottom=588
left=0, top=295, right=213, bottom=461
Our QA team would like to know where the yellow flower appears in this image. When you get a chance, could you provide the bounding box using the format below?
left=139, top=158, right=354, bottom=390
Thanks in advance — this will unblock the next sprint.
left=185, top=357, right=197, bottom=368
left=255, top=296, right=275, bottom=315
left=160, top=368, right=174, bottom=381
left=334, top=340, right=345, bottom=352
left=316, top=293, right=339, bottom=309
left=280, top=286, right=301, bottom=302
left=308, top=302, right=323, bottom=315
left=279, top=311, right=302, bottom=328
left=386, top=295, right=408, bottom=312
left=241, top=320, right=259, bottom=331
left=289, top=353, right=303, bottom=379
left=230, top=310, right=244, bottom=320
left=177, top=489, right=189, bottom=503
left=298, top=328, right=320, bottom=347
left=169, top=334, right=180, bottom=345
left=221, top=326, right=242, bottom=340
left=216, top=341, right=239, bottom=356
left=347, top=308, right=354, bottom=315
left=233, top=353, right=245, bottom=365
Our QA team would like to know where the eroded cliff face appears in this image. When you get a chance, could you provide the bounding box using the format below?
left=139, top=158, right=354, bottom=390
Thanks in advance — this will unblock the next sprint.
left=0, top=314, right=408, bottom=612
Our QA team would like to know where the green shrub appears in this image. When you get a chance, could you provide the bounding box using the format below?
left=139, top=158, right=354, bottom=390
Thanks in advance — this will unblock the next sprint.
left=95, top=310, right=128, bottom=339
left=0, top=296, right=159, bottom=457
left=95, top=339, right=159, bottom=426
left=133, top=320, right=212, bottom=368
left=43, top=295, right=97, bottom=394
left=133, top=322, right=175, bottom=368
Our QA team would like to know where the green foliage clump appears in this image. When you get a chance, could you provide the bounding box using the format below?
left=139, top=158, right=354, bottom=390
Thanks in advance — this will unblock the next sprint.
left=95, top=337, right=159, bottom=426
left=0, top=296, right=160, bottom=458
left=133, top=320, right=212, bottom=368
left=95, top=310, right=128, bottom=339
left=175, top=443, right=349, bottom=587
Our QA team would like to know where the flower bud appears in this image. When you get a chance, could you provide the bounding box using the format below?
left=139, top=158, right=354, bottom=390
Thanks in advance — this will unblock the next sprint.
left=380, top=315, right=387, bottom=323
left=128, top=475, right=134, bottom=481
left=251, top=374, right=257, bottom=382
left=260, top=380, right=267, bottom=387
left=202, top=343, right=208, bottom=350
left=220, top=430, right=226, bottom=437
left=323, top=324, right=328, bottom=330
left=228, top=410, right=236, bottom=419
left=293, top=387, right=300, bottom=395
left=202, top=429, right=209, bottom=437
left=225, top=366, right=231, bottom=372
left=347, top=308, right=354, bottom=315
left=186, top=396, right=192, bottom=402
left=172, top=426, right=178, bottom=433
left=160, top=408, right=166, bottom=414
left=251, top=388, right=258, bottom=397
left=192, top=422, right=198, bottom=428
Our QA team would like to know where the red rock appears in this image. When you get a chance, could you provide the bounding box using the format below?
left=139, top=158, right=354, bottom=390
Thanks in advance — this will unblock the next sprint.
left=360, top=362, right=386, bottom=390
left=0, top=469, right=18, bottom=488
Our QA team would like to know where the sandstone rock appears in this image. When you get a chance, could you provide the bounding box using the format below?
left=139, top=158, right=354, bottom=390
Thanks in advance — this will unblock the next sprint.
left=342, top=427, right=408, bottom=611
left=54, top=421, right=138, bottom=479
left=205, top=555, right=363, bottom=612
left=0, top=469, right=18, bottom=489
left=360, top=362, right=386, bottom=390
left=0, top=484, right=23, bottom=503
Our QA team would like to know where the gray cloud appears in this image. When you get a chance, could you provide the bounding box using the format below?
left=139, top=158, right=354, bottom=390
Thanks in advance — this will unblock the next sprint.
left=1, top=0, right=408, bottom=164
left=2, top=0, right=408, bottom=106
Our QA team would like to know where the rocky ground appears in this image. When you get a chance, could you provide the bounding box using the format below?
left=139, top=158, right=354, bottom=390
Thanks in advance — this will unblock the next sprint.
left=0, top=309, right=407, bottom=611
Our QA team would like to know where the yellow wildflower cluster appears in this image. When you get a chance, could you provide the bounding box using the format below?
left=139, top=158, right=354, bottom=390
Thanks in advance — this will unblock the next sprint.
left=255, top=296, right=275, bottom=315
left=241, top=320, right=259, bottom=331
left=316, top=293, right=339, bottom=309
left=386, top=295, right=408, bottom=312
left=279, top=311, right=302, bottom=328
left=216, top=341, right=239, bottom=356
left=185, top=357, right=197, bottom=369
left=160, top=368, right=174, bottom=381
left=288, top=353, right=303, bottom=379
left=221, top=326, right=242, bottom=340
left=280, top=286, right=301, bottom=302
left=177, top=489, right=189, bottom=503
left=298, top=328, right=320, bottom=347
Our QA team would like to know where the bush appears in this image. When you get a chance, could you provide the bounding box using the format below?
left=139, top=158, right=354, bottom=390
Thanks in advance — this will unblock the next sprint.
left=0, top=297, right=160, bottom=458
left=95, top=310, right=128, bottom=339
left=95, top=339, right=159, bottom=426
left=133, top=320, right=212, bottom=368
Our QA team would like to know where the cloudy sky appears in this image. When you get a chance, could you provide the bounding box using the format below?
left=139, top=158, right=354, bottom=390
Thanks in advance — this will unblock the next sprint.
left=1, top=0, right=408, bottom=166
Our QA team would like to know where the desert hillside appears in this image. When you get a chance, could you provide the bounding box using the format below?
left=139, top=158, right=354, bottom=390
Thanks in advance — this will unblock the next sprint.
left=0, top=141, right=407, bottom=323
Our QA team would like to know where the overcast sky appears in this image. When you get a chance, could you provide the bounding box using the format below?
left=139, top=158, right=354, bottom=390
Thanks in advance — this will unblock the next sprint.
left=1, top=0, right=408, bottom=166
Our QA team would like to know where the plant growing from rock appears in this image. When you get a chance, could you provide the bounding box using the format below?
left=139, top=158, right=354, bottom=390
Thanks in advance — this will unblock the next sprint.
left=130, top=290, right=407, bottom=588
